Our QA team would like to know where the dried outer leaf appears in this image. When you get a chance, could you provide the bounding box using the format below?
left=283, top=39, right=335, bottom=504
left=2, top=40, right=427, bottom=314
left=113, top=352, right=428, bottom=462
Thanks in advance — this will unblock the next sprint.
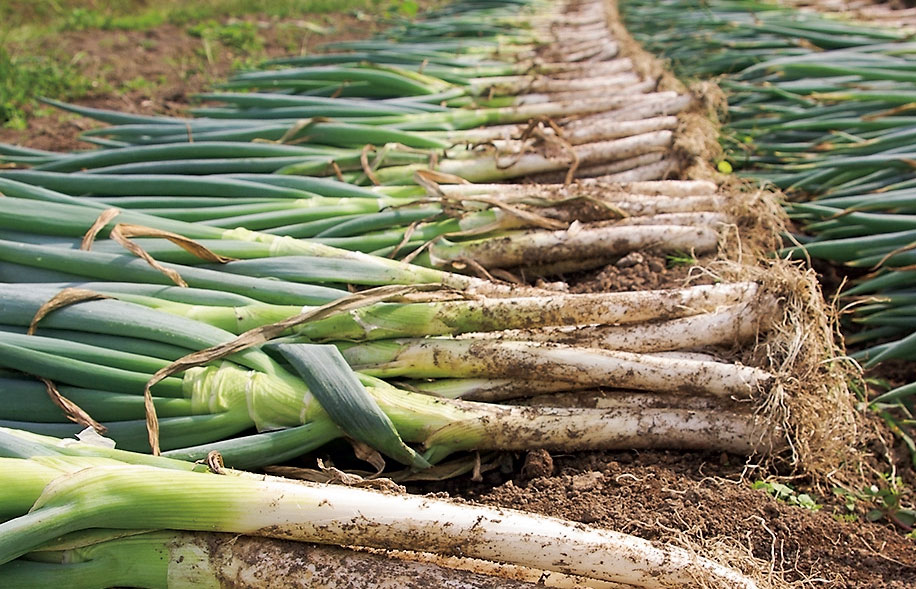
left=28, top=288, right=111, bottom=335
left=390, top=221, right=422, bottom=259
left=349, top=438, right=386, bottom=473
left=361, top=144, right=382, bottom=186
left=106, top=223, right=237, bottom=288
left=39, top=377, right=107, bottom=434
left=414, top=169, right=471, bottom=196
left=276, top=342, right=430, bottom=470
left=206, top=451, right=227, bottom=475
left=113, top=223, right=237, bottom=264
left=265, top=452, right=500, bottom=484
left=276, top=117, right=320, bottom=144
left=870, top=239, right=916, bottom=270
left=265, top=461, right=406, bottom=492
left=520, top=117, right=579, bottom=185
left=109, top=224, right=187, bottom=287
left=80, top=208, right=120, bottom=251
left=441, top=193, right=568, bottom=230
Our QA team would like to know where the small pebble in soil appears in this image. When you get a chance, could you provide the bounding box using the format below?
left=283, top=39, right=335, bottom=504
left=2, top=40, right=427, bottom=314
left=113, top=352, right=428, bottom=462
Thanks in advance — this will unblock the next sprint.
left=616, top=252, right=645, bottom=268
left=570, top=471, right=604, bottom=491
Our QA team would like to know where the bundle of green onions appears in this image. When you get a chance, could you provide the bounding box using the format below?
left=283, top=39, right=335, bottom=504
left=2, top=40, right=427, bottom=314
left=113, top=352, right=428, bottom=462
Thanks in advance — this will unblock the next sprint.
left=0, top=427, right=761, bottom=588
left=783, top=0, right=916, bottom=32
left=0, top=170, right=728, bottom=277
left=0, top=266, right=780, bottom=467
left=620, top=0, right=916, bottom=419
left=0, top=0, right=817, bottom=473
left=0, top=168, right=782, bottom=469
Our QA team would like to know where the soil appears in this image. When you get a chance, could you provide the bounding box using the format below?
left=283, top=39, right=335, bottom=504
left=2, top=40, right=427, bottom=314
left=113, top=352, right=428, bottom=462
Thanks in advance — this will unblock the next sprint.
left=4, top=6, right=916, bottom=589
left=568, top=252, right=705, bottom=293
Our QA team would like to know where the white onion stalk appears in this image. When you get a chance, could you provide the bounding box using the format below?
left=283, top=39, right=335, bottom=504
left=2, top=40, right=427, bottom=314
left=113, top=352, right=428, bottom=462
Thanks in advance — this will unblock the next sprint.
left=366, top=129, right=674, bottom=184
left=384, top=550, right=629, bottom=589
left=421, top=223, right=719, bottom=269
left=544, top=38, right=619, bottom=63
left=444, top=115, right=678, bottom=146
left=364, top=129, right=674, bottom=184
left=607, top=211, right=730, bottom=227
left=415, top=405, right=772, bottom=460
left=535, top=194, right=726, bottom=218
left=521, top=389, right=752, bottom=411
left=598, top=158, right=680, bottom=182
left=175, top=361, right=774, bottom=462
left=594, top=94, right=694, bottom=122
left=405, top=377, right=595, bottom=400
left=458, top=298, right=777, bottom=353
left=535, top=56, right=635, bottom=78
left=119, top=282, right=762, bottom=341
left=0, top=530, right=555, bottom=589
left=408, top=377, right=755, bottom=407
left=618, top=180, right=719, bottom=196
left=514, top=79, right=657, bottom=103
left=530, top=152, right=669, bottom=182
left=474, top=72, right=644, bottom=96
left=339, top=339, right=772, bottom=398
left=433, top=179, right=718, bottom=199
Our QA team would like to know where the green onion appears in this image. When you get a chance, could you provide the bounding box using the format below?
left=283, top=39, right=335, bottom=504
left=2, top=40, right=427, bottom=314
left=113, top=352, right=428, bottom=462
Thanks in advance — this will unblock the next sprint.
left=0, top=427, right=759, bottom=588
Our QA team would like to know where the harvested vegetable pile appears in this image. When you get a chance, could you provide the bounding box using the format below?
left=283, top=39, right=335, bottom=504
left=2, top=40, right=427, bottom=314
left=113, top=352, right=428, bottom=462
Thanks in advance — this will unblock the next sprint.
left=620, top=0, right=916, bottom=464
left=0, top=0, right=902, bottom=586
left=789, top=0, right=916, bottom=30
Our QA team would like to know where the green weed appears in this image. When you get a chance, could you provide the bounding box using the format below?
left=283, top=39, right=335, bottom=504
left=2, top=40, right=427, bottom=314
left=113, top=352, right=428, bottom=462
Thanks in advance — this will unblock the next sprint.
left=753, top=480, right=822, bottom=511
left=121, top=75, right=166, bottom=94
left=833, top=475, right=916, bottom=532
left=3, top=0, right=382, bottom=37
left=0, top=46, right=94, bottom=128
left=0, top=0, right=435, bottom=127
left=389, top=0, right=420, bottom=17
left=188, top=20, right=263, bottom=54
left=665, top=251, right=697, bottom=268
left=167, top=0, right=380, bottom=25
left=59, top=8, right=166, bottom=31
left=862, top=475, right=916, bottom=531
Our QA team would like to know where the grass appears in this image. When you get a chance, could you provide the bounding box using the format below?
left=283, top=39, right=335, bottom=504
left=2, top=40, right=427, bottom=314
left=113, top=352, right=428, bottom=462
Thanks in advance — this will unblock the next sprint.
left=1, top=1, right=384, bottom=34
left=834, top=475, right=916, bottom=535
left=752, top=480, right=822, bottom=511
left=0, top=46, right=95, bottom=129
left=665, top=251, right=698, bottom=268
left=187, top=19, right=264, bottom=68
left=0, top=0, right=436, bottom=128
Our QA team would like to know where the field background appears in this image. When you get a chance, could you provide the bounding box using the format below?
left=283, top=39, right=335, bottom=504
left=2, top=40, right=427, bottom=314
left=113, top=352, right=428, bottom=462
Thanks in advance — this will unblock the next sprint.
left=0, top=0, right=439, bottom=148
